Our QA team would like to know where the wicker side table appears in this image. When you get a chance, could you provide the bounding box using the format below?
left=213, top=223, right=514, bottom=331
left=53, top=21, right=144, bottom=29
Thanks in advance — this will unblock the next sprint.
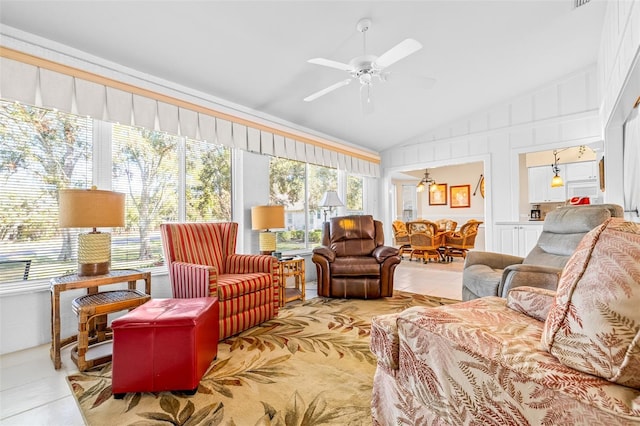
left=278, top=257, right=305, bottom=306
left=50, top=269, right=151, bottom=369
left=71, top=289, right=150, bottom=371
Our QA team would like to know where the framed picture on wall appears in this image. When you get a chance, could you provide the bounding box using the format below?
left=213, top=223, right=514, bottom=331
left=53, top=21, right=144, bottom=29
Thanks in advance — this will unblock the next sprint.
left=428, top=184, right=447, bottom=206
left=450, top=185, right=471, bottom=208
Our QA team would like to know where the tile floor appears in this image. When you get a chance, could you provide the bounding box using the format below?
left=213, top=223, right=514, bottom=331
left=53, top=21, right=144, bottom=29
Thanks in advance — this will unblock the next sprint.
left=0, top=257, right=464, bottom=425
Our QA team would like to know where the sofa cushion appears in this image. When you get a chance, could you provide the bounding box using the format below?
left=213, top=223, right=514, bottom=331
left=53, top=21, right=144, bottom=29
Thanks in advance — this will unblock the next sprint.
left=541, top=219, right=640, bottom=389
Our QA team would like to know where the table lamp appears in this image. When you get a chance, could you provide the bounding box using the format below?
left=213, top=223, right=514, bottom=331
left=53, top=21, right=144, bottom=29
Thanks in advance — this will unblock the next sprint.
left=319, top=190, right=344, bottom=222
left=251, top=205, right=285, bottom=255
left=59, top=186, right=125, bottom=276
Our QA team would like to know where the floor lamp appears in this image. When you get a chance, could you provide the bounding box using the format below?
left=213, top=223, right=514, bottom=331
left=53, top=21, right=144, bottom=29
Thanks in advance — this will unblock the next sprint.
left=319, top=191, right=344, bottom=222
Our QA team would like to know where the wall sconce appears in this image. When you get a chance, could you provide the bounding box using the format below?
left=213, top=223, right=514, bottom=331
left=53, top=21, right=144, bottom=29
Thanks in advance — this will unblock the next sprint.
left=319, top=190, right=344, bottom=222
left=416, top=169, right=437, bottom=193
left=551, top=150, right=564, bottom=188
left=251, top=205, right=285, bottom=255
left=58, top=186, right=125, bottom=276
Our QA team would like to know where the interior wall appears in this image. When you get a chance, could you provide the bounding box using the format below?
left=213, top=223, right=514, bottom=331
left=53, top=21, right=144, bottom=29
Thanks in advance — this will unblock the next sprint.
left=381, top=65, right=602, bottom=251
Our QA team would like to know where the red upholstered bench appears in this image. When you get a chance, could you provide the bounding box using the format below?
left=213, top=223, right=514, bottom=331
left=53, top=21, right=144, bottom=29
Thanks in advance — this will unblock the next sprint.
left=111, top=297, right=218, bottom=398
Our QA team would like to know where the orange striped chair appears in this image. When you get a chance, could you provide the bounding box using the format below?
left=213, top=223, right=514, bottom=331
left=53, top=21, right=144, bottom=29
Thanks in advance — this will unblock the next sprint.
left=160, top=222, right=279, bottom=340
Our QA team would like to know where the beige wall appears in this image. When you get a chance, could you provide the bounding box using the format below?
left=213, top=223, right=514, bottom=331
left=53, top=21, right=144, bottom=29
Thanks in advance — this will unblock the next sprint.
left=393, top=162, right=484, bottom=223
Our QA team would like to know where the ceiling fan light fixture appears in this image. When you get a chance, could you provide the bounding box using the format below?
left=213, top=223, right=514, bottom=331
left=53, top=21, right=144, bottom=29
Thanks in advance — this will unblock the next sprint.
left=304, top=17, right=426, bottom=109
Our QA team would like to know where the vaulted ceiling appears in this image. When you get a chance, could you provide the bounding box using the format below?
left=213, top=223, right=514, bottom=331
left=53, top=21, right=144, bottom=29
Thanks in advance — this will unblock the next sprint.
left=0, top=1, right=607, bottom=154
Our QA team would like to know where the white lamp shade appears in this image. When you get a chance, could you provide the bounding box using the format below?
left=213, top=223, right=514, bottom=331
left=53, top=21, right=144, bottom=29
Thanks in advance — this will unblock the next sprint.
left=319, top=191, right=344, bottom=208
left=251, top=205, right=285, bottom=230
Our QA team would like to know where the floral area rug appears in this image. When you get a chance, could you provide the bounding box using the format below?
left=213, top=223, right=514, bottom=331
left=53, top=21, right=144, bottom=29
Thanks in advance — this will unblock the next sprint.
left=68, top=291, right=457, bottom=425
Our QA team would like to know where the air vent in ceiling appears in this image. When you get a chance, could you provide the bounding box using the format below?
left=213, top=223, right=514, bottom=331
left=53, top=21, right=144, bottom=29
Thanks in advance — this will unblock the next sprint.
left=574, top=0, right=591, bottom=8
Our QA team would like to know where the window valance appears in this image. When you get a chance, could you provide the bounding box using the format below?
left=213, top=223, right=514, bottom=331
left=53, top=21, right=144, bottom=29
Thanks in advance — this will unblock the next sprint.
left=0, top=49, right=380, bottom=177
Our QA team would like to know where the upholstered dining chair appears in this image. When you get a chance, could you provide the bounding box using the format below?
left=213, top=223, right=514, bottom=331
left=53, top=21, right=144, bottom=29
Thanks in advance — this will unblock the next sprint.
left=391, top=220, right=411, bottom=257
left=312, top=215, right=401, bottom=299
left=435, top=218, right=458, bottom=233
left=442, top=219, right=483, bottom=261
left=160, top=222, right=279, bottom=339
left=406, top=220, right=445, bottom=263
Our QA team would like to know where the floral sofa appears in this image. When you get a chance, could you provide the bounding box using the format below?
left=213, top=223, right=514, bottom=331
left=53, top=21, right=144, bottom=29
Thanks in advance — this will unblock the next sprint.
left=370, top=218, right=640, bottom=425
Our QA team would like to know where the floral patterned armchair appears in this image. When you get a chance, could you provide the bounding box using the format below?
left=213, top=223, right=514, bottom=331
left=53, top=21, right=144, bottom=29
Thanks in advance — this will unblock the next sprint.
left=371, top=218, right=640, bottom=424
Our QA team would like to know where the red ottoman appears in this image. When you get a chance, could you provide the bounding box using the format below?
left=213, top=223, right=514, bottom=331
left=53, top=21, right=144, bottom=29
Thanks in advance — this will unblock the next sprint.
left=111, top=297, right=218, bottom=398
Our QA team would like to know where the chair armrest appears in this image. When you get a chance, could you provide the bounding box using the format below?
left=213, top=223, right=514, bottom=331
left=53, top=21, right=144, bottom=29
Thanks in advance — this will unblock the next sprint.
left=372, top=245, right=399, bottom=263
left=170, top=262, right=218, bottom=298
left=226, top=254, right=277, bottom=275
left=498, top=264, right=562, bottom=298
left=506, top=286, right=556, bottom=322
left=312, top=245, right=336, bottom=262
left=464, top=250, right=524, bottom=270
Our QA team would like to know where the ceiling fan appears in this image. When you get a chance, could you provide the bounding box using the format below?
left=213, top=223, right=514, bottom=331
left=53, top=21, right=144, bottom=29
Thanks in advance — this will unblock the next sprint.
left=304, top=18, right=424, bottom=113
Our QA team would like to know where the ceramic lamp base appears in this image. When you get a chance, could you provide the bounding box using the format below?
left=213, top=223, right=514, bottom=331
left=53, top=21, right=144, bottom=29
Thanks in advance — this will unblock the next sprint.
left=258, top=231, right=276, bottom=255
left=77, top=232, right=111, bottom=276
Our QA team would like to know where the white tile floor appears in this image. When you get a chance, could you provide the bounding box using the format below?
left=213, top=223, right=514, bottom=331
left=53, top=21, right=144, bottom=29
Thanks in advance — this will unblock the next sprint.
left=0, top=257, right=464, bottom=425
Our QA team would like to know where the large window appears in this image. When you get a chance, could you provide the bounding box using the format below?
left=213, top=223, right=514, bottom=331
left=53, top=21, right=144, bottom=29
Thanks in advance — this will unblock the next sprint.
left=0, top=100, right=232, bottom=284
left=270, top=157, right=349, bottom=251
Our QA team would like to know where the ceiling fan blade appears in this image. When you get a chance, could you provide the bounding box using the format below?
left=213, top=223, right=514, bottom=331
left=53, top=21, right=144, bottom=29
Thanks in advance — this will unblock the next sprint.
left=304, top=79, right=352, bottom=102
left=374, top=38, right=423, bottom=69
left=308, top=58, right=353, bottom=72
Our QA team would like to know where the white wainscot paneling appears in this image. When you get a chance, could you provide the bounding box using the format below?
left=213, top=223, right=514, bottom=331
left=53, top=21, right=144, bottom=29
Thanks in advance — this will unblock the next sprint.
left=434, top=127, right=452, bottom=141
left=391, top=149, right=405, bottom=167
left=511, top=96, right=533, bottom=125
left=434, top=142, right=452, bottom=160
left=450, top=139, right=469, bottom=158
left=534, top=124, right=561, bottom=145
left=560, top=73, right=588, bottom=115
left=418, top=143, right=436, bottom=163
left=469, top=113, right=489, bottom=133
left=489, top=103, right=510, bottom=129
left=534, top=86, right=559, bottom=120
left=469, top=135, right=489, bottom=156
left=488, top=132, right=509, bottom=152
left=451, top=121, right=469, bottom=137
left=404, top=146, right=419, bottom=164
left=561, top=116, right=600, bottom=141
left=509, top=128, right=534, bottom=149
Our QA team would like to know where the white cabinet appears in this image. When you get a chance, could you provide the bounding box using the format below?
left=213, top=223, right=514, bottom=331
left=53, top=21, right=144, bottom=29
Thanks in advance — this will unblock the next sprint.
left=565, top=161, right=598, bottom=181
left=495, top=223, right=543, bottom=257
left=528, top=165, right=566, bottom=203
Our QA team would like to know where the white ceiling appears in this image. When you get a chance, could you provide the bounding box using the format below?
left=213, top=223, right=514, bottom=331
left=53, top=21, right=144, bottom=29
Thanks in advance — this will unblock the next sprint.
left=0, top=1, right=607, bottom=154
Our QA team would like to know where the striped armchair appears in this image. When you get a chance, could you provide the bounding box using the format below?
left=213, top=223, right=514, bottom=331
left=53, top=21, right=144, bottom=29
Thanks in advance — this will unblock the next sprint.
left=160, top=222, right=279, bottom=339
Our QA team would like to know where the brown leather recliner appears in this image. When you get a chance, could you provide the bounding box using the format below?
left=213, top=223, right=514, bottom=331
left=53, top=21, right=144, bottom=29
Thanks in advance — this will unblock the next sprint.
left=312, top=215, right=401, bottom=299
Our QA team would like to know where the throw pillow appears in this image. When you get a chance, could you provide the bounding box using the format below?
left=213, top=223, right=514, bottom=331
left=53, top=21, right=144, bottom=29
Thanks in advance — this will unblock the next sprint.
left=541, top=218, right=640, bottom=389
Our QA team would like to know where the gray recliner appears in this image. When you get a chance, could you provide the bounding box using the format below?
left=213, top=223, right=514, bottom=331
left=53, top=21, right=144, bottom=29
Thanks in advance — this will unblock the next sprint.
left=462, top=204, right=623, bottom=301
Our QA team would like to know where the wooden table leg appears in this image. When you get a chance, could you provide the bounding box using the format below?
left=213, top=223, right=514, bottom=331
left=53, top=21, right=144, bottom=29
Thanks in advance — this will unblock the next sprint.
left=50, top=288, right=61, bottom=369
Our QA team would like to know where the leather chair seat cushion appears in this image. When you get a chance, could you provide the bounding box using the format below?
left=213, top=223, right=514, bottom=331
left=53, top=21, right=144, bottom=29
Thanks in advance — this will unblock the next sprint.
left=463, top=265, right=502, bottom=298
left=330, top=257, right=381, bottom=276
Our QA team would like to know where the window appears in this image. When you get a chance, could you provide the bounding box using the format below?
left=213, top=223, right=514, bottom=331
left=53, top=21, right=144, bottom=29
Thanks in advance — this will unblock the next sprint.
left=0, top=100, right=232, bottom=284
left=270, top=156, right=363, bottom=252
left=347, top=174, right=364, bottom=214
left=0, top=100, right=92, bottom=282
